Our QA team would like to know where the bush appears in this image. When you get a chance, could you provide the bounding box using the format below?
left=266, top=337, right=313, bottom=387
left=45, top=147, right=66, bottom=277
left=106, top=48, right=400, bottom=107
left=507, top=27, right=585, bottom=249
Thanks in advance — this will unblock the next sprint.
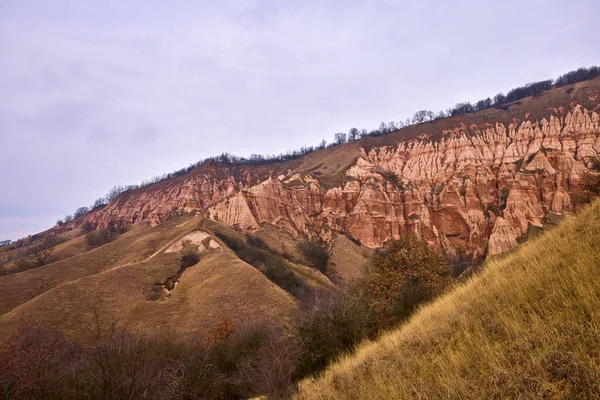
left=297, top=239, right=329, bottom=273
left=215, top=231, right=310, bottom=299
left=295, top=288, right=377, bottom=377
left=364, top=235, right=451, bottom=328
left=245, top=233, right=269, bottom=250
left=0, top=318, right=297, bottom=400
left=180, top=249, right=200, bottom=270
left=80, top=221, right=95, bottom=233
left=12, top=235, right=61, bottom=273
left=86, top=229, right=114, bottom=248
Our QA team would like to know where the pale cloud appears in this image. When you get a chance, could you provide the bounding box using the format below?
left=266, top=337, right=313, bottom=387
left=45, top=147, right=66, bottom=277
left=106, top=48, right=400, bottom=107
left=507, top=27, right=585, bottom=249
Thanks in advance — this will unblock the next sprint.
left=0, top=0, right=598, bottom=240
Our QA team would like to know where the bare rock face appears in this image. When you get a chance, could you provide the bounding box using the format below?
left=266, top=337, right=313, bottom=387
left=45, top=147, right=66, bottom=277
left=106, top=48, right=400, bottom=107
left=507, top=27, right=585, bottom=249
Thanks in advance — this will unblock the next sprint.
left=83, top=170, right=270, bottom=229
left=82, top=104, right=600, bottom=258
left=208, top=105, right=600, bottom=257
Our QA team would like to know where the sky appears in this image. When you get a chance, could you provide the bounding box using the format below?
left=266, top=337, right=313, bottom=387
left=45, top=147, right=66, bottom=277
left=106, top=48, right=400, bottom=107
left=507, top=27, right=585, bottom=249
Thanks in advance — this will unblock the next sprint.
left=0, top=0, right=598, bottom=241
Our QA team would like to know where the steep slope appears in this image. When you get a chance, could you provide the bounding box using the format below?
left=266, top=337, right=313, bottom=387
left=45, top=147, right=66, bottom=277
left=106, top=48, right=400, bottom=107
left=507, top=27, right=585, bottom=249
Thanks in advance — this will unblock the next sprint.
left=75, top=78, right=600, bottom=259
left=297, top=197, right=600, bottom=399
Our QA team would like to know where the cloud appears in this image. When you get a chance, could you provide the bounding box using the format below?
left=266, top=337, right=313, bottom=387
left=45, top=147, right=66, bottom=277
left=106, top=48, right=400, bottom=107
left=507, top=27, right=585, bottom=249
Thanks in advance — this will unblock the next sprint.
left=0, top=0, right=599, bottom=239
left=130, top=126, right=159, bottom=145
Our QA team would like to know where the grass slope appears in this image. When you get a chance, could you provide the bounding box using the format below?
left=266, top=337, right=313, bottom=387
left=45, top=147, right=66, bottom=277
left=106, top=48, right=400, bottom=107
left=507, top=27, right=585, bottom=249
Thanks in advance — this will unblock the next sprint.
left=298, top=199, right=600, bottom=399
left=0, top=215, right=298, bottom=343
left=0, top=216, right=198, bottom=316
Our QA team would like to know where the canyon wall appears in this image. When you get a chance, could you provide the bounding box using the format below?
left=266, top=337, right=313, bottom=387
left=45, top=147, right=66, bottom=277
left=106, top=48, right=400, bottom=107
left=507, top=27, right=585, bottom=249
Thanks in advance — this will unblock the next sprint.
left=84, top=105, right=600, bottom=258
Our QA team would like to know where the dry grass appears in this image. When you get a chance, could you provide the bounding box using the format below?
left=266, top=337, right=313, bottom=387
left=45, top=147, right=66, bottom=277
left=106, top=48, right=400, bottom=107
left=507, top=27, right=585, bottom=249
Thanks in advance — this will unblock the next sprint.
left=329, top=234, right=373, bottom=283
left=0, top=216, right=197, bottom=316
left=0, top=215, right=298, bottom=343
left=297, top=198, right=600, bottom=399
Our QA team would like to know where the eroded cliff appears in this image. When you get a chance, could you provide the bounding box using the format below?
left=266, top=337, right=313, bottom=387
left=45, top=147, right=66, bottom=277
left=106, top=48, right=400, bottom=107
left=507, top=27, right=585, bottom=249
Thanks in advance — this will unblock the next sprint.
left=81, top=90, right=600, bottom=258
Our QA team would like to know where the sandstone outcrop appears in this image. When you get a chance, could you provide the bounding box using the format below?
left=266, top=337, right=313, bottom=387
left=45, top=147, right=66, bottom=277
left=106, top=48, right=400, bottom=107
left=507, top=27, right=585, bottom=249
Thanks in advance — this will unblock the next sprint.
left=81, top=103, right=600, bottom=258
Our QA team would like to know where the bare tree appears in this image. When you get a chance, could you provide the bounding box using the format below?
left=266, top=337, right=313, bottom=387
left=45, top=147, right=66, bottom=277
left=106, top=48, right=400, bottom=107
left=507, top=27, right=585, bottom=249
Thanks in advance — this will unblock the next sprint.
left=412, top=110, right=431, bottom=124
left=333, top=132, right=347, bottom=145
left=27, top=236, right=60, bottom=268
left=73, top=206, right=89, bottom=219
left=348, top=127, right=359, bottom=141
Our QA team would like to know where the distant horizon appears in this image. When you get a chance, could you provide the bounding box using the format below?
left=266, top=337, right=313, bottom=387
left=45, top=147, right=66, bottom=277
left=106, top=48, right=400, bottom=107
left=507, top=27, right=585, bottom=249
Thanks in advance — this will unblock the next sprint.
left=1, top=0, right=599, bottom=240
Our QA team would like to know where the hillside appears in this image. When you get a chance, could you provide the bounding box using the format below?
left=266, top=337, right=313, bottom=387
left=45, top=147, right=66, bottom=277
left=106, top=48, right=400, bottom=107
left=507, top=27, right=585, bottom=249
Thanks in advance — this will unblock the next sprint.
left=0, top=214, right=307, bottom=343
left=1, top=73, right=599, bottom=356
left=61, top=77, right=600, bottom=260
left=297, top=197, right=600, bottom=399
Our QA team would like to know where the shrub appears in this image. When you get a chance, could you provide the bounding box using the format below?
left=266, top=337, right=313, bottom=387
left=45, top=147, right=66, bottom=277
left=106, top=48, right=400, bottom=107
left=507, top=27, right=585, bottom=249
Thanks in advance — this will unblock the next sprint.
left=297, top=239, right=329, bottom=273
left=364, top=235, right=451, bottom=329
left=0, top=318, right=297, bottom=400
left=294, top=288, right=377, bottom=377
left=180, top=249, right=200, bottom=270
left=80, top=221, right=95, bottom=233
left=245, top=233, right=269, bottom=250
left=216, top=231, right=310, bottom=299
left=86, top=229, right=114, bottom=248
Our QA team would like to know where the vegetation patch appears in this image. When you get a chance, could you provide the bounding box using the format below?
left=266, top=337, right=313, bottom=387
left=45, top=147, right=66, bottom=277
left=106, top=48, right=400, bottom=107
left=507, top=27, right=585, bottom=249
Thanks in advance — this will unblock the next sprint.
left=215, top=232, right=310, bottom=299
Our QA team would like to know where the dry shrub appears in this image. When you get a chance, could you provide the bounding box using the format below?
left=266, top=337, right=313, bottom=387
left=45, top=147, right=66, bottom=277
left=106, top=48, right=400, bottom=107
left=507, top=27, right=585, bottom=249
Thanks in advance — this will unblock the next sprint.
left=0, top=317, right=297, bottom=400
left=294, top=288, right=377, bottom=378
left=365, top=235, right=451, bottom=328
left=297, top=239, right=329, bottom=273
left=215, top=231, right=310, bottom=299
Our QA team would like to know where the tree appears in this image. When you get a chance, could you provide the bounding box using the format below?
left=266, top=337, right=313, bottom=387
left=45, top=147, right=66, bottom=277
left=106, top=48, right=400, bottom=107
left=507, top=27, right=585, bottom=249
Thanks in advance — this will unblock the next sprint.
left=15, top=236, right=61, bottom=271
left=64, top=214, right=73, bottom=223
left=387, top=121, right=397, bottom=132
left=106, top=185, right=125, bottom=201
left=493, top=93, right=506, bottom=106
left=434, top=110, right=446, bottom=120
left=412, top=110, right=431, bottom=124
left=333, top=132, right=347, bottom=145
left=475, top=97, right=492, bottom=110
left=364, top=235, right=451, bottom=328
left=73, top=206, right=89, bottom=219
left=92, top=198, right=108, bottom=209
left=348, top=127, right=359, bottom=141
left=379, top=122, right=388, bottom=135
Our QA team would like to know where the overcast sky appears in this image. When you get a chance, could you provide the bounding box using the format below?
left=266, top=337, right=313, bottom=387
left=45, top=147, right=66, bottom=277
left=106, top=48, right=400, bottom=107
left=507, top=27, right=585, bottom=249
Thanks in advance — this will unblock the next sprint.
left=0, top=0, right=598, bottom=240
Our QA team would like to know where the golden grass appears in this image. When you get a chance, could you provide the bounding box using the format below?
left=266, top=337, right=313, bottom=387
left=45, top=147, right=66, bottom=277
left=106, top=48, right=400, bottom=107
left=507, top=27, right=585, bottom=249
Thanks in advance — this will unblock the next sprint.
left=0, top=216, right=298, bottom=343
left=0, top=216, right=198, bottom=316
left=297, top=198, right=600, bottom=399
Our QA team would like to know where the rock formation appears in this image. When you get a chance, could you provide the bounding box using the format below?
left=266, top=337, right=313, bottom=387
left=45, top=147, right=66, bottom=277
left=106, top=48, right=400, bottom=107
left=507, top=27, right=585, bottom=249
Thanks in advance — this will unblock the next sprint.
left=82, top=102, right=600, bottom=258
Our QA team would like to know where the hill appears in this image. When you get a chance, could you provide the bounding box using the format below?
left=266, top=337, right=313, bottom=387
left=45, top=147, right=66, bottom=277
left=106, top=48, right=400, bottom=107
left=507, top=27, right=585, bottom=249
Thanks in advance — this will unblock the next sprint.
left=60, top=76, right=600, bottom=260
left=296, top=197, right=600, bottom=399
left=0, top=214, right=306, bottom=343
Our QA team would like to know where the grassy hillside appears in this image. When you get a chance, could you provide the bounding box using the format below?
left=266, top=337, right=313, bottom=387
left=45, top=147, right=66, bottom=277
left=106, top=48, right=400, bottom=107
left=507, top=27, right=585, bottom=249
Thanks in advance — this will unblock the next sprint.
left=297, top=198, right=600, bottom=399
left=0, top=214, right=301, bottom=343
